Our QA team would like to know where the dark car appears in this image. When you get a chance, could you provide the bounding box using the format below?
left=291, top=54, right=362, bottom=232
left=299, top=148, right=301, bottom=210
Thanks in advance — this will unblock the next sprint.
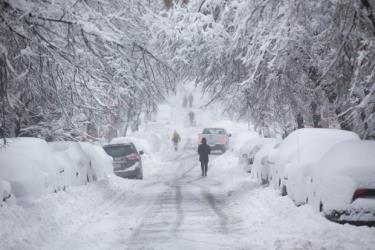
left=103, top=142, right=144, bottom=179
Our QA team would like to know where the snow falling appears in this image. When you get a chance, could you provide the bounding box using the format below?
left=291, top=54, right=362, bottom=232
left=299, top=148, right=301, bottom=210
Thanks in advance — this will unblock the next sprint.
left=1, top=1, right=375, bottom=250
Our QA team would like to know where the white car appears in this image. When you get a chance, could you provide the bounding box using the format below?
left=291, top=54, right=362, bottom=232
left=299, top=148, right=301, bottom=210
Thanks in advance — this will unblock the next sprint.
left=286, top=130, right=359, bottom=205
left=239, top=137, right=277, bottom=173
left=307, top=141, right=375, bottom=223
left=251, top=140, right=280, bottom=185
left=269, top=128, right=360, bottom=196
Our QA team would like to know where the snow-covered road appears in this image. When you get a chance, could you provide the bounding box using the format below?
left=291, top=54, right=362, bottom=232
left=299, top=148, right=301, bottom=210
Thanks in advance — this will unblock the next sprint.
left=31, top=148, right=374, bottom=250
left=41, top=151, right=247, bottom=250
left=1, top=88, right=375, bottom=250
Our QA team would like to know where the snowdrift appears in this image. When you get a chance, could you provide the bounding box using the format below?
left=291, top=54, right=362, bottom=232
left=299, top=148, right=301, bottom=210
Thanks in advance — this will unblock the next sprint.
left=0, top=138, right=112, bottom=205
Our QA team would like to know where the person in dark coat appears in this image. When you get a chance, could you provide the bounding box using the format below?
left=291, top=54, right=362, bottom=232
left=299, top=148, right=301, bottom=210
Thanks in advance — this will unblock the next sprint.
left=198, top=138, right=211, bottom=177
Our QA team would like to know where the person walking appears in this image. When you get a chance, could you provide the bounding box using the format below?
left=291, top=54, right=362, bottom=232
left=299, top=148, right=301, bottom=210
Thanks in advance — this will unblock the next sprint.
left=188, top=111, right=195, bottom=126
left=182, top=96, right=188, bottom=108
left=172, top=130, right=181, bottom=151
left=198, top=138, right=211, bottom=177
left=188, top=93, right=194, bottom=108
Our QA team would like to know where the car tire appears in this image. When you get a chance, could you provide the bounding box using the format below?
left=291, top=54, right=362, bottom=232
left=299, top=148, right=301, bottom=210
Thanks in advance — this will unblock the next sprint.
left=136, top=169, right=143, bottom=180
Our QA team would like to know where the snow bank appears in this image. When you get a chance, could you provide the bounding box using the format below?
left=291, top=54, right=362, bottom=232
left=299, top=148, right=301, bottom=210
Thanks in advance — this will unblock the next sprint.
left=0, top=138, right=112, bottom=205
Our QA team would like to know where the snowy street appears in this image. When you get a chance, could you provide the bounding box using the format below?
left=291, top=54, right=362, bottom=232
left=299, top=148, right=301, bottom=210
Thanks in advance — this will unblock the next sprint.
left=2, top=1, right=375, bottom=249
left=2, top=88, right=375, bottom=250
left=3, top=144, right=375, bottom=250
left=5, top=145, right=375, bottom=250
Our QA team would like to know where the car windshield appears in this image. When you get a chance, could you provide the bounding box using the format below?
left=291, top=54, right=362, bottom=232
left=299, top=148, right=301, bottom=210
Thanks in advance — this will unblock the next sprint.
left=103, top=144, right=135, bottom=157
left=202, top=128, right=226, bottom=134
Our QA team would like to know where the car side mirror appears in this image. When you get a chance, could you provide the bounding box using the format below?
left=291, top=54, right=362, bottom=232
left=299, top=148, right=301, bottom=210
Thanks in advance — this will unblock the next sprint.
left=228, top=133, right=232, bottom=137
left=139, top=150, right=144, bottom=155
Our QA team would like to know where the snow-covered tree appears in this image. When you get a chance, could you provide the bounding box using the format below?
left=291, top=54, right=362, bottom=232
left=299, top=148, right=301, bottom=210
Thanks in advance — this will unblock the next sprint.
left=0, top=0, right=175, bottom=141
left=153, top=0, right=375, bottom=139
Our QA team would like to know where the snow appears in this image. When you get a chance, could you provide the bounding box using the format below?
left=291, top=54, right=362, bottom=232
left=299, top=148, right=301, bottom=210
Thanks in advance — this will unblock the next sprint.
left=0, top=86, right=375, bottom=249
left=0, top=138, right=112, bottom=205
left=269, top=128, right=360, bottom=190
left=307, top=140, right=375, bottom=218
left=0, top=138, right=57, bottom=200
left=251, top=139, right=281, bottom=184
left=78, top=142, right=113, bottom=180
left=286, top=130, right=360, bottom=205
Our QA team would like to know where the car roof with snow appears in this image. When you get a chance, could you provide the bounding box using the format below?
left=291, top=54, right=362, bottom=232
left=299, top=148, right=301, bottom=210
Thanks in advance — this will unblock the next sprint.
left=276, top=128, right=360, bottom=168
left=315, top=140, right=375, bottom=176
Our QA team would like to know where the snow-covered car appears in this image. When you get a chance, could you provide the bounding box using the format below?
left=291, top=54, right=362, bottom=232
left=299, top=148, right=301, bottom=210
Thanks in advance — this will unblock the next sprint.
left=269, top=128, right=360, bottom=196
left=49, top=141, right=95, bottom=188
left=103, top=141, right=144, bottom=180
left=307, top=141, right=375, bottom=223
left=285, top=130, right=359, bottom=205
left=198, top=128, right=231, bottom=154
left=251, top=140, right=281, bottom=184
left=239, top=137, right=279, bottom=173
left=0, top=138, right=59, bottom=199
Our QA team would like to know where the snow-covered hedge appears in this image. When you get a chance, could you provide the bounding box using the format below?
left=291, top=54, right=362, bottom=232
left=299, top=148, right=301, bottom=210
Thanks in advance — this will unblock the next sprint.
left=0, top=138, right=112, bottom=205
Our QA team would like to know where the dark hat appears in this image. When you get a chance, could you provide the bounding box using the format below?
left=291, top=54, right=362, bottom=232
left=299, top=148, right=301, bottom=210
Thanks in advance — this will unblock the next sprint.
left=201, top=137, right=207, bottom=144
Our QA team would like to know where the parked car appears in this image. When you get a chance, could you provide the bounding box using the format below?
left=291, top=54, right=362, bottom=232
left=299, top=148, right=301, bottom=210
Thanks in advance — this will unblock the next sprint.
left=49, top=141, right=95, bottom=189
left=251, top=140, right=281, bottom=184
left=239, top=137, right=279, bottom=173
left=269, top=128, right=360, bottom=196
left=198, top=128, right=231, bottom=154
left=307, top=141, right=375, bottom=223
left=285, top=130, right=359, bottom=205
left=103, top=142, right=144, bottom=179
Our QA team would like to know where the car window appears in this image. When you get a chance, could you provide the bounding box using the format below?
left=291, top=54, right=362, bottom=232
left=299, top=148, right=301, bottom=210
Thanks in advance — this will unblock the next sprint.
left=103, top=144, right=135, bottom=157
left=203, top=128, right=226, bottom=134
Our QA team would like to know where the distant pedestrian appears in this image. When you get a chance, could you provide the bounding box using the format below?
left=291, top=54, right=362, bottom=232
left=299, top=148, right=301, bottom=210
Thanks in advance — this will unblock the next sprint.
left=188, top=93, right=194, bottom=108
left=198, top=138, right=211, bottom=177
left=172, top=130, right=181, bottom=151
left=182, top=96, right=188, bottom=108
left=188, top=111, right=195, bottom=126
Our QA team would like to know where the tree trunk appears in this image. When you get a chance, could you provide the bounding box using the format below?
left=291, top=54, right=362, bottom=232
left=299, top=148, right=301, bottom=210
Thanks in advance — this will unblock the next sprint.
left=296, top=113, right=305, bottom=129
